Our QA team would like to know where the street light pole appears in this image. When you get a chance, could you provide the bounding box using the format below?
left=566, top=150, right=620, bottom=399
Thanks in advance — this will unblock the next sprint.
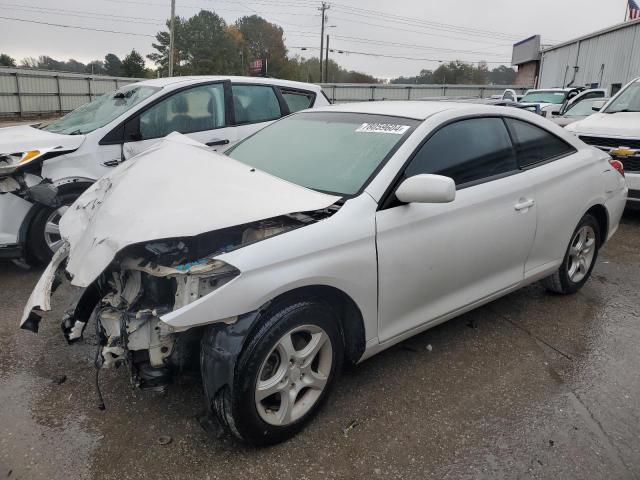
left=168, top=0, right=176, bottom=77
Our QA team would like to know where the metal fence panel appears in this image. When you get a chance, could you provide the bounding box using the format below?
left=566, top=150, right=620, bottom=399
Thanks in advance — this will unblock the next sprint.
left=320, top=84, right=530, bottom=103
left=0, top=67, right=142, bottom=117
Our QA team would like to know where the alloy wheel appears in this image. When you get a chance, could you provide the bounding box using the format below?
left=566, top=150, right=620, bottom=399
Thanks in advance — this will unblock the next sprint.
left=43, top=205, right=69, bottom=253
left=567, top=225, right=596, bottom=283
left=255, top=324, right=333, bottom=426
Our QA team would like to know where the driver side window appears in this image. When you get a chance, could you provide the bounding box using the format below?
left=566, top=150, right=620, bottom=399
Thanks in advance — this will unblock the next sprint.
left=404, top=117, right=518, bottom=188
left=137, top=83, right=226, bottom=140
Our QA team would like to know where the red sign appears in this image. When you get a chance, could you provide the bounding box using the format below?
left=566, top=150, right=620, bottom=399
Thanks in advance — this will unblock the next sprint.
left=249, top=59, right=266, bottom=77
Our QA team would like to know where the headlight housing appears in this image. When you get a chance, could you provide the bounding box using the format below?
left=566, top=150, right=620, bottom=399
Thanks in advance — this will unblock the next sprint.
left=0, top=150, right=43, bottom=175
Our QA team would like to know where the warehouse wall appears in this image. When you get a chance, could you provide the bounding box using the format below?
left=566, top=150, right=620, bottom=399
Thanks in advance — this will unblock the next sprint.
left=0, top=67, right=142, bottom=117
left=538, top=20, right=640, bottom=93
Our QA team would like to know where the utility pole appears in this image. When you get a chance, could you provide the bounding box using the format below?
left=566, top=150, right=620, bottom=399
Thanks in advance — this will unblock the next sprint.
left=168, top=0, right=176, bottom=77
left=318, top=2, right=329, bottom=82
left=324, top=34, right=329, bottom=83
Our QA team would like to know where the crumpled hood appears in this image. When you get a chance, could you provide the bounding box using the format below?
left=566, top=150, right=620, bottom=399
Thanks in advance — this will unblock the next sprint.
left=0, top=124, right=85, bottom=153
left=61, top=133, right=340, bottom=287
left=565, top=112, right=640, bottom=138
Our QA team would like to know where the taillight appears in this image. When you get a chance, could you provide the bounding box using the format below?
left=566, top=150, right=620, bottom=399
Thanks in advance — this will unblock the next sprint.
left=609, top=159, right=625, bottom=177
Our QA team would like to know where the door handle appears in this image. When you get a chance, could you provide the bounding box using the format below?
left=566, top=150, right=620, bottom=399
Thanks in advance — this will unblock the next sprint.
left=101, top=159, right=121, bottom=167
left=514, top=199, right=535, bottom=211
left=206, top=139, right=230, bottom=147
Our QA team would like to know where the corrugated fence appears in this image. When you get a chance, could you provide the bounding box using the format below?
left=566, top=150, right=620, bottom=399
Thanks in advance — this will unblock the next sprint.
left=321, top=84, right=530, bottom=103
left=0, top=68, right=531, bottom=117
left=0, top=67, right=142, bottom=117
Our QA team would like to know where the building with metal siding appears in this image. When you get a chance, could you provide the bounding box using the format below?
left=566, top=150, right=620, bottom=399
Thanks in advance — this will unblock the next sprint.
left=538, top=18, right=640, bottom=95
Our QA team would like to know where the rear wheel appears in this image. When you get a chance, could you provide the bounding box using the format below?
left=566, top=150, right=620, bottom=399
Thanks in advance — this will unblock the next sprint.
left=541, top=214, right=600, bottom=294
left=27, top=193, right=78, bottom=265
left=208, top=299, right=343, bottom=445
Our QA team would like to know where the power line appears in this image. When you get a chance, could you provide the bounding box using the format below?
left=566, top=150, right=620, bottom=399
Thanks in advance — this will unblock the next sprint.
left=328, top=3, right=522, bottom=41
left=327, top=15, right=515, bottom=47
left=1, top=4, right=163, bottom=25
left=291, top=45, right=511, bottom=64
left=285, top=30, right=509, bottom=57
left=0, top=15, right=156, bottom=36
left=328, top=34, right=509, bottom=57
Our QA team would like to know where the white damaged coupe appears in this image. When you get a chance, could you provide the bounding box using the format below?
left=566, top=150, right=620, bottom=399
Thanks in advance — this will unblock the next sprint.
left=20, top=101, right=627, bottom=445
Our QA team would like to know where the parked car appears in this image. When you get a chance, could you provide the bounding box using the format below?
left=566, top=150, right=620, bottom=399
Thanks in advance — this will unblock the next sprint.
left=500, top=88, right=523, bottom=102
left=21, top=101, right=627, bottom=446
left=435, top=97, right=542, bottom=115
left=0, top=76, right=329, bottom=264
left=566, top=77, right=640, bottom=209
left=550, top=97, right=609, bottom=126
left=520, top=87, right=606, bottom=117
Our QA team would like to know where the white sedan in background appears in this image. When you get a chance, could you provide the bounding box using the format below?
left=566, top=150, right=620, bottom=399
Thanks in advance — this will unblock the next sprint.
left=0, top=76, right=328, bottom=264
left=21, top=101, right=627, bottom=446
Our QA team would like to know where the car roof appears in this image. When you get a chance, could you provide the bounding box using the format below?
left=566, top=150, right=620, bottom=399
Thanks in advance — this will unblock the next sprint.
left=309, top=100, right=509, bottom=120
left=525, top=88, right=572, bottom=92
left=130, top=76, right=324, bottom=92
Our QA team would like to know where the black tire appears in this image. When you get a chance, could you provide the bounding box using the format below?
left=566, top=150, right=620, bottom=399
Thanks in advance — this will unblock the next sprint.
left=211, top=299, right=344, bottom=446
left=26, top=192, right=79, bottom=265
left=541, top=213, right=601, bottom=295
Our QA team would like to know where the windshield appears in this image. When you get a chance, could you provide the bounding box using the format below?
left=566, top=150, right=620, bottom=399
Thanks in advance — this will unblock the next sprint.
left=565, top=98, right=605, bottom=116
left=226, top=112, right=418, bottom=195
left=604, top=82, right=640, bottom=113
left=521, top=91, right=568, bottom=104
left=42, top=85, right=160, bottom=135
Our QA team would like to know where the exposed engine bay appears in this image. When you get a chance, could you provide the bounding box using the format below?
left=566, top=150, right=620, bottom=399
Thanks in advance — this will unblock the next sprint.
left=56, top=207, right=339, bottom=391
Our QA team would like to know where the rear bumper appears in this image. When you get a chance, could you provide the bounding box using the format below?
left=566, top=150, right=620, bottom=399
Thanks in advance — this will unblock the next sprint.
left=0, top=192, right=32, bottom=257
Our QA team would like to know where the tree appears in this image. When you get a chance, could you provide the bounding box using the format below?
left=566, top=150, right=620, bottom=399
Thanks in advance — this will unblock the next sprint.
left=104, top=53, right=122, bottom=76
left=147, top=17, right=189, bottom=75
left=488, top=65, right=517, bottom=85
left=20, top=57, right=39, bottom=68
left=86, top=60, right=105, bottom=75
left=121, top=50, right=146, bottom=77
left=182, top=11, right=240, bottom=75
left=236, top=15, right=294, bottom=78
left=64, top=59, right=86, bottom=73
left=472, top=61, right=489, bottom=84
left=289, top=56, right=378, bottom=84
left=0, top=53, right=16, bottom=67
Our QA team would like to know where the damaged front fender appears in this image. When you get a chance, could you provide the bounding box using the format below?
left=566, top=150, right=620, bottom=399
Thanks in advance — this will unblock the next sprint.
left=20, top=242, right=70, bottom=332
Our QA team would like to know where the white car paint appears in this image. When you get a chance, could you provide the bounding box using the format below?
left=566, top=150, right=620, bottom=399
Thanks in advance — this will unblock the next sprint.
left=22, top=101, right=627, bottom=369
left=0, top=75, right=329, bottom=258
left=520, top=88, right=606, bottom=118
left=60, top=133, right=340, bottom=287
left=565, top=77, right=640, bottom=207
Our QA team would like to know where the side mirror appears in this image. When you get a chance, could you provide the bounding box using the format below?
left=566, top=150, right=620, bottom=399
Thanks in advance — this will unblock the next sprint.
left=395, top=174, right=456, bottom=204
left=591, top=100, right=606, bottom=111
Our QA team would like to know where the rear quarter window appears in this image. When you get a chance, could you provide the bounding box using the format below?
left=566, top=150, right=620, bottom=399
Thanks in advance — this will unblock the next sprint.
left=281, top=90, right=315, bottom=112
left=505, top=118, right=575, bottom=168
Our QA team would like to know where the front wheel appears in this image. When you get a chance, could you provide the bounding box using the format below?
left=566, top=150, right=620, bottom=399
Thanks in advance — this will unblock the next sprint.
left=207, top=299, right=344, bottom=445
left=541, top=214, right=601, bottom=295
left=27, top=192, right=78, bottom=265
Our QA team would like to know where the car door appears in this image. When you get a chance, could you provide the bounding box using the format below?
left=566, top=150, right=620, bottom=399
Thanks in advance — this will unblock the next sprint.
left=120, top=81, right=237, bottom=160
left=229, top=83, right=285, bottom=142
left=503, top=118, right=585, bottom=274
left=375, top=117, right=537, bottom=343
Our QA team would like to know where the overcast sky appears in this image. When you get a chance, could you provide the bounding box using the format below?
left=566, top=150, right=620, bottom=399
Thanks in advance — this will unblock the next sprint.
left=0, top=0, right=631, bottom=79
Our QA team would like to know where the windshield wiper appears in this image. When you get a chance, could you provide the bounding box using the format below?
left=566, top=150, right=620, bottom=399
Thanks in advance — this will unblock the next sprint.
left=67, top=129, right=84, bottom=135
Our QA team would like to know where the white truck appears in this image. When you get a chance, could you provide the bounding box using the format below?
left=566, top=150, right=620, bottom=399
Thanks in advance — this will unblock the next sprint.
left=566, top=77, right=640, bottom=209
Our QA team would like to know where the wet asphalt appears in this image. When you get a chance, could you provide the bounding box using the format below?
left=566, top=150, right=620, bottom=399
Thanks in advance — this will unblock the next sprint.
left=0, top=211, right=639, bottom=480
